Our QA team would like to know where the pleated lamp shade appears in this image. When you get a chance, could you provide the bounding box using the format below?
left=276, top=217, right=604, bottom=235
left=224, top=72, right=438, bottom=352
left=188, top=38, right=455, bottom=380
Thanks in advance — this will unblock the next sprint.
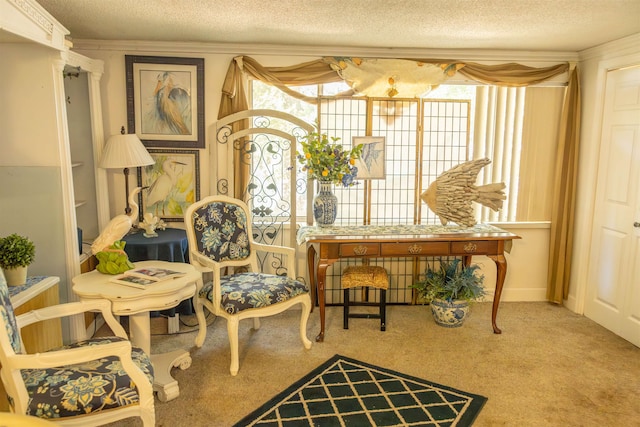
left=99, top=133, right=154, bottom=169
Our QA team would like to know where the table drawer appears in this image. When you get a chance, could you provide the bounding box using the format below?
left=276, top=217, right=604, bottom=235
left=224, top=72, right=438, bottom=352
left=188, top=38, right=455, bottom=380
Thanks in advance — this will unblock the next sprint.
left=381, top=242, right=450, bottom=256
left=339, top=243, right=379, bottom=257
left=450, top=240, right=498, bottom=255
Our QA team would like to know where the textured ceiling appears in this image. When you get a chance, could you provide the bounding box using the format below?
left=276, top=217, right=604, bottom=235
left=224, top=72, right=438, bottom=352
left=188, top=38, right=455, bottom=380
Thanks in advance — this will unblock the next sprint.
left=35, top=0, right=640, bottom=52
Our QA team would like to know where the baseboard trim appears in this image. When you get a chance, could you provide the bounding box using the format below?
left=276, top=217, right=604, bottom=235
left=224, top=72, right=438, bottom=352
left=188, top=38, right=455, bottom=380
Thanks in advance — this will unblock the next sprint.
left=487, top=287, right=548, bottom=302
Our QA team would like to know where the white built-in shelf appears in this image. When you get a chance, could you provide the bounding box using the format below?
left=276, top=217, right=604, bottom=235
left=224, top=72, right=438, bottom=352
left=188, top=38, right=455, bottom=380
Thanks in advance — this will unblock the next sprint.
left=75, top=200, right=87, bottom=208
left=79, top=244, right=93, bottom=264
left=71, top=161, right=83, bottom=168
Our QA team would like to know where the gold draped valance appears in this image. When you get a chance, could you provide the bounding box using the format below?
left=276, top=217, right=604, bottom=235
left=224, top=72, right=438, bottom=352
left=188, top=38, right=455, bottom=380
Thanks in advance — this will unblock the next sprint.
left=220, top=56, right=569, bottom=116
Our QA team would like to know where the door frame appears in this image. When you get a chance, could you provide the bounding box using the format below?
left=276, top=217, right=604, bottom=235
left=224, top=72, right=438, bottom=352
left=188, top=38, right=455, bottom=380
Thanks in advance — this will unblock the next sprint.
left=572, top=49, right=640, bottom=317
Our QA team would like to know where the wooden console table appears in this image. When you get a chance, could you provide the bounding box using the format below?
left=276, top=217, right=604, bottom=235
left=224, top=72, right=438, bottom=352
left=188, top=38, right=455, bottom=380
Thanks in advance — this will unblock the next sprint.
left=297, top=224, right=520, bottom=342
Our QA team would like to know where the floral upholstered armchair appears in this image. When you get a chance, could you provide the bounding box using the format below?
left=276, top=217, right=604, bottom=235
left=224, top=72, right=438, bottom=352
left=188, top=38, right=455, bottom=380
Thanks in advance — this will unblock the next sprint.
left=185, top=195, right=312, bottom=376
left=0, top=270, right=155, bottom=426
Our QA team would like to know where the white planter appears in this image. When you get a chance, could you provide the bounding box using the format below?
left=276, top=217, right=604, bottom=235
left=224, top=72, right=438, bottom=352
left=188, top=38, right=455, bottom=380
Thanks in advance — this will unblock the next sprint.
left=430, top=298, right=470, bottom=327
left=3, top=266, right=28, bottom=286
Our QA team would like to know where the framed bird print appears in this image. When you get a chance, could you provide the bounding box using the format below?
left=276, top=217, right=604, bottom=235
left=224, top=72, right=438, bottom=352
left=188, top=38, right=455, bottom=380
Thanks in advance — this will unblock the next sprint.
left=137, top=149, right=200, bottom=222
left=125, top=55, right=205, bottom=148
left=353, top=136, right=386, bottom=179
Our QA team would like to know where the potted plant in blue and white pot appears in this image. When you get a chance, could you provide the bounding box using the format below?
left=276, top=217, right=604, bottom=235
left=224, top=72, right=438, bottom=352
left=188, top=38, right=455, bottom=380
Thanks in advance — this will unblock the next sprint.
left=411, top=259, right=486, bottom=327
left=297, top=131, right=363, bottom=226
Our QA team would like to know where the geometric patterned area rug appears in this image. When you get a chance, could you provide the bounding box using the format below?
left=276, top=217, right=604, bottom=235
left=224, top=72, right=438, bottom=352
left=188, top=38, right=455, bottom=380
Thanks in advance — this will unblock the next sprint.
left=233, top=354, right=487, bottom=427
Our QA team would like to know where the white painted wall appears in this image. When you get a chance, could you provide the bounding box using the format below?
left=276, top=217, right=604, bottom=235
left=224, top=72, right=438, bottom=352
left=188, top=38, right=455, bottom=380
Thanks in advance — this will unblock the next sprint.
left=1, top=44, right=62, bottom=167
left=0, top=43, right=70, bottom=299
left=481, top=223, right=550, bottom=301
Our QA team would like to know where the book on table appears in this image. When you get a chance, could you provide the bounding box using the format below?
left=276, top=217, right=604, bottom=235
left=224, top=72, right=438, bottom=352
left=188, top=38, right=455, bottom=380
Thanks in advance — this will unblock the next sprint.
left=109, top=267, right=186, bottom=289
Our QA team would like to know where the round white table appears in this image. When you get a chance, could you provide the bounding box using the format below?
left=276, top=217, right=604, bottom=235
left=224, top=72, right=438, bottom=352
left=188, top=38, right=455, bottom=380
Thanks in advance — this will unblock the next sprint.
left=72, top=260, right=205, bottom=402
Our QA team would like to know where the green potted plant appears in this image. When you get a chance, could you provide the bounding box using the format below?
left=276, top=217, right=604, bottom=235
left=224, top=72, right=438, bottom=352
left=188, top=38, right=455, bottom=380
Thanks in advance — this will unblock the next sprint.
left=411, top=258, right=485, bottom=327
left=0, top=233, right=36, bottom=286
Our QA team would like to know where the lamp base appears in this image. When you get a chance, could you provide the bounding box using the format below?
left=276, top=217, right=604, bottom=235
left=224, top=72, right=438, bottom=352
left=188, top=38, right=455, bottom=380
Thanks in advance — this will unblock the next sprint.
left=123, top=167, right=132, bottom=216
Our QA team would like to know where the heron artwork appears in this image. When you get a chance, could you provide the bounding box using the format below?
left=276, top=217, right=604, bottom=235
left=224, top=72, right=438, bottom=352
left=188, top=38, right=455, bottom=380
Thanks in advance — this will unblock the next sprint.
left=145, top=159, right=187, bottom=216
left=143, top=71, right=192, bottom=136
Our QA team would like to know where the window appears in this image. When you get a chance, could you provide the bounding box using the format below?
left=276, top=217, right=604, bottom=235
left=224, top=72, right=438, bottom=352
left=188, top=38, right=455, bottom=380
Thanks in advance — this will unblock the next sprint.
left=252, top=80, right=517, bottom=224
left=249, top=79, right=561, bottom=304
left=250, top=79, right=564, bottom=225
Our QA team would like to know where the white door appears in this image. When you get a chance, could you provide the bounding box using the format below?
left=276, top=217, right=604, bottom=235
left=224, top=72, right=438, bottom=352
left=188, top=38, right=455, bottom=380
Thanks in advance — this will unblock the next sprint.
left=584, top=65, right=640, bottom=347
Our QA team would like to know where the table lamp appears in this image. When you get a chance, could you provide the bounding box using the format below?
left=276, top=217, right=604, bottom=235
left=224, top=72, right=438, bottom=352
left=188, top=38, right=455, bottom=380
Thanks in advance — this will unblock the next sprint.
left=99, top=126, right=155, bottom=215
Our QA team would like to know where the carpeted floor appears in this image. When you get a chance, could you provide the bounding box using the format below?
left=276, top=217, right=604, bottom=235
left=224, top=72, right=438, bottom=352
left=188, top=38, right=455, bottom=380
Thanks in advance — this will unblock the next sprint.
left=104, top=302, right=640, bottom=427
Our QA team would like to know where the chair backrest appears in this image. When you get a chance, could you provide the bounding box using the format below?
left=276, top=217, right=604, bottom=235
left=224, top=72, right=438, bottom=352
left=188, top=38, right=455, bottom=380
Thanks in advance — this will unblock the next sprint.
left=0, top=270, right=23, bottom=356
left=185, top=196, right=255, bottom=264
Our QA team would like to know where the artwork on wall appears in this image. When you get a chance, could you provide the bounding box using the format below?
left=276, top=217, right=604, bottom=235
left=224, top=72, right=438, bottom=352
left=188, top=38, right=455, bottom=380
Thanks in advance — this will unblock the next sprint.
left=137, top=149, right=200, bottom=222
left=125, top=55, right=205, bottom=148
left=353, top=136, right=386, bottom=179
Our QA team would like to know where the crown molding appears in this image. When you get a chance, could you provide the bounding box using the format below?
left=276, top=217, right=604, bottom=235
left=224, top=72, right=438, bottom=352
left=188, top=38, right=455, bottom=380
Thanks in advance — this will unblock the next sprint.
left=1, top=0, right=69, bottom=50
left=62, top=50, right=104, bottom=74
left=9, top=0, right=55, bottom=36
left=579, top=33, right=640, bottom=62
left=71, top=39, right=579, bottom=64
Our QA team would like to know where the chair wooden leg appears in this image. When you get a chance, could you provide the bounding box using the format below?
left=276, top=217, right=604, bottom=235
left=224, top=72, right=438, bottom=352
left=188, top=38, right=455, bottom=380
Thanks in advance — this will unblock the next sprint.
left=226, top=317, right=240, bottom=376
left=141, top=405, right=156, bottom=427
left=193, top=296, right=207, bottom=348
left=343, top=288, right=350, bottom=329
left=299, top=297, right=313, bottom=349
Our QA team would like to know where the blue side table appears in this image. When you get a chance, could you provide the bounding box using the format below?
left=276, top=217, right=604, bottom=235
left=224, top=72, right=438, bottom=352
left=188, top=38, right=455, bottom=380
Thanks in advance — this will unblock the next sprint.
left=121, top=228, right=188, bottom=263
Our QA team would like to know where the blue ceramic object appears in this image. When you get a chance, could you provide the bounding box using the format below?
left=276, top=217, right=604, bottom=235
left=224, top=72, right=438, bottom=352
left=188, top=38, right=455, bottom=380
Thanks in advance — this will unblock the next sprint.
left=313, top=181, right=338, bottom=227
left=430, top=298, right=470, bottom=327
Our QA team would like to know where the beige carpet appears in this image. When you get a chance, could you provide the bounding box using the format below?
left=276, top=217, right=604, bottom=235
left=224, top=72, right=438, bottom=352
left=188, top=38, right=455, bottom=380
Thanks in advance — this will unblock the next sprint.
left=105, top=302, right=640, bottom=427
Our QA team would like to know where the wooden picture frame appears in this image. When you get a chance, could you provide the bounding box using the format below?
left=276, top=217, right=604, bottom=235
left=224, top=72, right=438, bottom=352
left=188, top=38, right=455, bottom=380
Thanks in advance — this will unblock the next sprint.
left=353, top=136, right=386, bottom=179
left=137, top=149, right=200, bottom=222
left=125, top=55, right=204, bottom=148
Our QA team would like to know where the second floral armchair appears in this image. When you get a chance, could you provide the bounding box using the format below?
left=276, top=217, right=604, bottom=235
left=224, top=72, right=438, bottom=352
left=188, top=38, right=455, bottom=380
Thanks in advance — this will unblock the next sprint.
left=184, top=195, right=312, bottom=376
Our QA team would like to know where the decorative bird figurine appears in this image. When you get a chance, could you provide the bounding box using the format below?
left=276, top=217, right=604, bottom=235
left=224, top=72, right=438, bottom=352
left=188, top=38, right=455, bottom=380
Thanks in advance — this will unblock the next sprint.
left=420, top=158, right=506, bottom=227
left=91, top=187, right=142, bottom=254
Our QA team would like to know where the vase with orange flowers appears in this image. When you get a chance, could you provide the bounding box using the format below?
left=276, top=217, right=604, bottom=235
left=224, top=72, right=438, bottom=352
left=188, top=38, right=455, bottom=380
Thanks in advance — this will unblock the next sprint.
left=297, top=131, right=363, bottom=226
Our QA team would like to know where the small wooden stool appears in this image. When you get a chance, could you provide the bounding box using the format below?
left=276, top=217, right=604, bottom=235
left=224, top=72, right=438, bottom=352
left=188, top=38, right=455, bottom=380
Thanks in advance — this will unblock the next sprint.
left=342, top=265, right=388, bottom=331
